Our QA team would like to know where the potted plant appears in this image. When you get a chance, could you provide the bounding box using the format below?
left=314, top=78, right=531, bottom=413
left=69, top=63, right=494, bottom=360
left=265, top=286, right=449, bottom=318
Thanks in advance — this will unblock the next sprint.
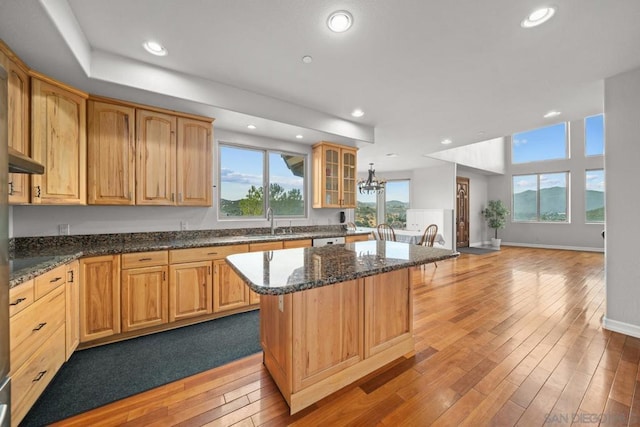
left=482, top=200, right=510, bottom=249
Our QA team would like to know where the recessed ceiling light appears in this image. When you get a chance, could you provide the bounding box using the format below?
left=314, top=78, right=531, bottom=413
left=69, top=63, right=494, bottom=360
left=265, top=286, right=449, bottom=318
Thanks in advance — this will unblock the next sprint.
left=521, top=6, right=556, bottom=28
left=247, top=124, right=257, bottom=130
left=351, top=109, right=364, bottom=118
left=544, top=110, right=561, bottom=118
left=386, top=153, right=398, bottom=157
left=295, top=134, right=303, bottom=139
left=327, top=10, right=353, bottom=33
left=441, top=138, right=453, bottom=145
left=301, top=55, right=313, bottom=64
left=143, top=40, right=168, bottom=56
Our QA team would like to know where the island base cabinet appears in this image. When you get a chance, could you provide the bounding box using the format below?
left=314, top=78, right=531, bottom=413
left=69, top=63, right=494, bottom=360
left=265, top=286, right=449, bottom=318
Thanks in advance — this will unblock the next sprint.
left=260, top=268, right=414, bottom=414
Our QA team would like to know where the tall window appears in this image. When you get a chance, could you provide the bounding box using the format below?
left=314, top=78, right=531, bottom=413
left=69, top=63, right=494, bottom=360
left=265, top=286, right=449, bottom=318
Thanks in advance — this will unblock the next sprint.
left=355, top=191, right=377, bottom=228
left=512, top=123, right=568, bottom=164
left=586, top=169, right=605, bottom=223
left=219, top=145, right=306, bottom=218
left=512, top=172, right=569, bottom=222
left=585, top=114, right=604, bottom=156
left=385, top=180, right=410, bottom=228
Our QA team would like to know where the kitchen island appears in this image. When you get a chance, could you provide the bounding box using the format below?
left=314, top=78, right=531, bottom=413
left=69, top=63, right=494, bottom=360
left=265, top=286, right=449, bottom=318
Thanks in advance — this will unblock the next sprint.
left=226, top=240, right=458, bottom=414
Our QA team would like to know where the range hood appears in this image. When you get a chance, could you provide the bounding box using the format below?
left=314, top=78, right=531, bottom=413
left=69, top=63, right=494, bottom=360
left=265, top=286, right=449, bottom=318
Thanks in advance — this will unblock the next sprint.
left=8, top=147, right=44, bottom=174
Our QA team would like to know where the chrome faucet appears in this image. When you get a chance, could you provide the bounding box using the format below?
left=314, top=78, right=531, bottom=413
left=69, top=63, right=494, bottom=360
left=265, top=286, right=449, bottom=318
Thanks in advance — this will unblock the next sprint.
left=266, top=207, right=275, bottom=235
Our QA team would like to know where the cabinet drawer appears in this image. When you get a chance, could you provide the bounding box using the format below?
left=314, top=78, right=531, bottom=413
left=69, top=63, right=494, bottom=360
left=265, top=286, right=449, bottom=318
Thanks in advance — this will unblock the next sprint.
left=122, top=250, right=169, bottom=269
left=250, top=241, right=284, bottom=252
left=170, top=244, right=249, bottom=263
left=12, top=325, right=66, bottom=426
left=34, top=264, right=67, bottom=299
left=10, top=285, right=66, bottom=374
left=9, top=279, right=35, bottom=317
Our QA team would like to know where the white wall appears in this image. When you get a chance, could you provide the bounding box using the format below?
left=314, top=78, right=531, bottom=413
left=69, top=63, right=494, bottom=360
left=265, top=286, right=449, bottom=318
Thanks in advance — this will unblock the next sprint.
left=603, top=66, right=640, bottom=338
left=11, top=129, right=345, bottom=237
left=430, top=137, right=506, bottom=174
left=456, top=167, right=489, bottom=246
left=486, top=119, right=605, bottom=251
left=411, top=161, right=456, bottom=210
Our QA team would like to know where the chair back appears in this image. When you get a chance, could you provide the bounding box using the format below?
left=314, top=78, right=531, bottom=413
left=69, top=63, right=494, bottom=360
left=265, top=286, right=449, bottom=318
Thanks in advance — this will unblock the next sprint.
left=346, top=222, right=357, bottom=231
left=420, top=224, right=438, bottom=247
left=376, top=223, right=396, bottom=241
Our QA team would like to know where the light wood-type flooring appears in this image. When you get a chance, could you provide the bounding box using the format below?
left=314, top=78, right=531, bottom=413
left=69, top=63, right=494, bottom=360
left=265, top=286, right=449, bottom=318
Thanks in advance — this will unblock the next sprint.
left=53, top=246, right=640, bottom=426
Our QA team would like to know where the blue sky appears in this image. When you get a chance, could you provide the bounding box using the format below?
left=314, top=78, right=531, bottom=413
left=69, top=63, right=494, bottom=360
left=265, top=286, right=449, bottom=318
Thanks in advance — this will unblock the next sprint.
left=586, top=169, right=605, bottom=192
left=512, top=122, right=567, bottom=163
left=585, top=115, right=604, bottom=156
left=220, top=146, right=303, bottom=201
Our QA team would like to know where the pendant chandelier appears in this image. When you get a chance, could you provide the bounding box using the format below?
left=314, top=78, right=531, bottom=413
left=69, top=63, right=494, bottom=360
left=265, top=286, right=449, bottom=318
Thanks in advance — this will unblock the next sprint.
left=358, top=163, right=386, bottom=194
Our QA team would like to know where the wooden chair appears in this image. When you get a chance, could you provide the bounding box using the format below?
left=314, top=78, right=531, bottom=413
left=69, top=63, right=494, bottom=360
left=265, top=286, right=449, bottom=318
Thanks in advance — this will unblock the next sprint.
left=376, top=223, right=396, bottom=241
left=419, top=224, right=438, bottom=268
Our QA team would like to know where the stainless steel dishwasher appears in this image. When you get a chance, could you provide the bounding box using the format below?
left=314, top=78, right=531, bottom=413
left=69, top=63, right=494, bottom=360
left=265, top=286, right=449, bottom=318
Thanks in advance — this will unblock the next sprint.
left=312, top=236, right=346, bottom=247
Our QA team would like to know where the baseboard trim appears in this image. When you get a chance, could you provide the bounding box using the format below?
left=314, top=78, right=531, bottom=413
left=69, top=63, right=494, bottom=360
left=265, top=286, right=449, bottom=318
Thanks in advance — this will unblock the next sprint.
left=500, top=241, right=604, bottom=253
left=602, top=317, right=640, bottom=339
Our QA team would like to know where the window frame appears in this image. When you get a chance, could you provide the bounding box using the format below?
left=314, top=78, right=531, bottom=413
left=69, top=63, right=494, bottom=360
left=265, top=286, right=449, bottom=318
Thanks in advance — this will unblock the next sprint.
left=585, top=114, right=605, bottom=157
left=218, top=142, right=308, bottom=220
left=511, top=122, right=569, bottom=165
left=585, top=168, right=605, bottom=224
left=511, top=171, right=570, bottom=223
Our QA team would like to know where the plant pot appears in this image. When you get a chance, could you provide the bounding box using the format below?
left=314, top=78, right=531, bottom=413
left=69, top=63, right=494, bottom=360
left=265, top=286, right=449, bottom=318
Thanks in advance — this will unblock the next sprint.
left=491, top=238, right=502, bottom=249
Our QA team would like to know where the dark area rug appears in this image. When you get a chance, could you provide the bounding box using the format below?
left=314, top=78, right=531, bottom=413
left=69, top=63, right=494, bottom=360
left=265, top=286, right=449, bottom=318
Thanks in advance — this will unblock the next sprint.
left=457, top=246, right=499, bottom=255
left=21, top=310, right=261, bottom=426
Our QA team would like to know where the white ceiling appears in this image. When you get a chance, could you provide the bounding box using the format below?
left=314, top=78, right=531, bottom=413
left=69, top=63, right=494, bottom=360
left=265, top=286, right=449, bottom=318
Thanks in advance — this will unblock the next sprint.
left=1, top=0, right=640, bottom=172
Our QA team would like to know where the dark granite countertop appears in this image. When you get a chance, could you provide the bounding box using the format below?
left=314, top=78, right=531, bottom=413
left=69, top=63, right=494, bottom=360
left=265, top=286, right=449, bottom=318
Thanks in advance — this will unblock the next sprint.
left=226, top=240, right=459, bottom=295
left=9, top=229, right=371, bottom=289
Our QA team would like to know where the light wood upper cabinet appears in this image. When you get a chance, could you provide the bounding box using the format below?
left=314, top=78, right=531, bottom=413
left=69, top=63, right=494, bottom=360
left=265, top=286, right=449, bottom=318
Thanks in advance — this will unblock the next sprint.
left=136, top=109, right=177, bottom=205
left=312, top=142, right=357, bottom=208
left=176, top=117, right=212, bottom=206
left=79, top=255, right=121, bottom=342
left=169, top=261, right=212, bottom=322
left=30, top=73, right=87, bottom=205
left=87, top=100, right=136, bottom=205
left=1, top=42, right=31, bottom=204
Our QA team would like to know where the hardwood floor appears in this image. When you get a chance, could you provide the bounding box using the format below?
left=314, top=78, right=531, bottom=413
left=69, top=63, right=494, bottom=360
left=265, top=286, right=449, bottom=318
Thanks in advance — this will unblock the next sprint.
left=53, top=247, right=640, bottom=426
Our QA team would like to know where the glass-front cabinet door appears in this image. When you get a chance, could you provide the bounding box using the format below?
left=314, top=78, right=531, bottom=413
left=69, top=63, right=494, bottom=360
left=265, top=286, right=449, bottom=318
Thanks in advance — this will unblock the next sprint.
left=341, top=148, right=357, bottom=208
left=323, top=145, right=340, bottom=207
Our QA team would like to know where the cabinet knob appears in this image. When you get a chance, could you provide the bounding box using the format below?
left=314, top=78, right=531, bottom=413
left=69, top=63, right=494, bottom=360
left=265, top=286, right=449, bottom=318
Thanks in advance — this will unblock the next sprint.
left=8, top=182, right=14, bottom=196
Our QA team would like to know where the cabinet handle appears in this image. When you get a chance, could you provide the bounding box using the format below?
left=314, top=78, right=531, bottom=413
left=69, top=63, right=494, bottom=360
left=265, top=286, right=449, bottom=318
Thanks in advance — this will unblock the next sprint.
left=49, top=277, right=62, bottom=283
left=138, top=258, right=152, bottom=262
left=68, top=270, right=74, bottom=283
left=8, top=181, right=14, bottom=196
left=32, top=322, right=47, bottom=331
left=207, top=252, right=218, bottom=256
left=35, top=185, right=41, bottom=198
left=208, top=265, right=211, bottom=275
left=171, top=193, right=175, bottom=202
left=163, top=271, right=166, bottom=281
left=33, top=371, right=47, bottom=382
left=10, top=297, right=26, bottom=306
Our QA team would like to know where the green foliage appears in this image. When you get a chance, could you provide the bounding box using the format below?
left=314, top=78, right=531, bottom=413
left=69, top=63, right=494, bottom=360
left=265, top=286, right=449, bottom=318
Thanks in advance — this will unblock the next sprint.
left=355, top=202, right=377, bottom=228
left=221, top=183, right=304, bottom=217
left=482, top=200, right=510, bottom=239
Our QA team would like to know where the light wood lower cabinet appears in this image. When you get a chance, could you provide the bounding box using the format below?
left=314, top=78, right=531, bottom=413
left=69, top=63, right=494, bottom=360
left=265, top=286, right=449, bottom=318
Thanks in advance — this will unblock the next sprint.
left=345, top=234, right=371, bottom=243
left=169, top=261, right=213, bottom=322
left=121, top=265, right=169, bottom=332
left=213, top=259, right=249, bottom=312
left=65, top=260, right=80, bottom=360
left=261, top=268, right=413, bottom=415
left=80, top=255, right=121, bottom=342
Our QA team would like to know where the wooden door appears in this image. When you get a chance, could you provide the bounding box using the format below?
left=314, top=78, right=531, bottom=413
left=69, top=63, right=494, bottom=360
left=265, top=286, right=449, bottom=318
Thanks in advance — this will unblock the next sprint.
left=213, top=260, right=248, bottom=312
left=79, top=255, right=121, bottom=342
left=169, top=261, right=212, bottom=322
left=456, top=177, right=470, bottom=248
left=87, top=100, right=136, bottom=205
left=292, top=279, right=362, bottom=391
left=363, top=269, right=412, bottom=358
left=136, top=109, right=176, bottom=205
left=341, top=148, right=357, bottom=207
left=5, top=56, right=30, bottom=204
left=176, top=117, right=212, bottom=206
left=65, top=260, right=80, bottom=360
left=31, top=75, right=87, bottom=204
left=121, top=266, right=168, bottom=332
